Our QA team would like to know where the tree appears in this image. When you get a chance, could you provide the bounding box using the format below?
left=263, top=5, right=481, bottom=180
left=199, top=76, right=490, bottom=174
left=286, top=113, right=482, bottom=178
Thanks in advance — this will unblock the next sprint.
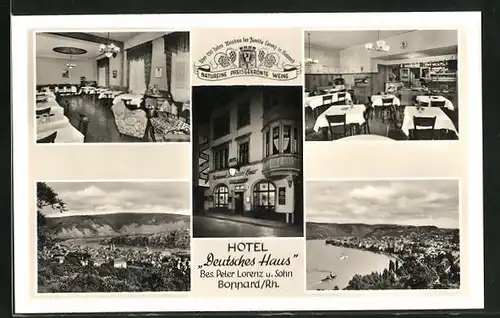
left=37, top=182, right=66, bottom=248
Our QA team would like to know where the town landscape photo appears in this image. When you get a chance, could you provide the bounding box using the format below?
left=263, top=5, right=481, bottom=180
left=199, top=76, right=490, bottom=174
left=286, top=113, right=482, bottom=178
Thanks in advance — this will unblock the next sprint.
left=306, top=179, right=460, bottom=291
left=37, top=181, right=191, bottom=293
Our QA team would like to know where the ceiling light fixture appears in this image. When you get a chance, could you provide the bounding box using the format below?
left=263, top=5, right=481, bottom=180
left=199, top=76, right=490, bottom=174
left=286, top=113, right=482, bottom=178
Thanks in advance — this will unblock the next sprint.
left=365, top=30, right=391, bottom=52
left=305, top=32, right=319, bottom=65
left=66, top=53, right=76, bottom=69
left=99, top=32, right=120, bottom=58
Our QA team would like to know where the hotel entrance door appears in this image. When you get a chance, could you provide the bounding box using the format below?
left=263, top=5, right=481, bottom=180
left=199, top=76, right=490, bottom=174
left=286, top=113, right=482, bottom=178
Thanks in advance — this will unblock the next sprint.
left=234, top=192, right=244, bottom=215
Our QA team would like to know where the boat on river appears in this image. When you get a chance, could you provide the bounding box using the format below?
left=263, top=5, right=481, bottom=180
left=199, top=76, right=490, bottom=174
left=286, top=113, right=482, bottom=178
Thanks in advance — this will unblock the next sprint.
left=321, top=272, right=337, bottom=282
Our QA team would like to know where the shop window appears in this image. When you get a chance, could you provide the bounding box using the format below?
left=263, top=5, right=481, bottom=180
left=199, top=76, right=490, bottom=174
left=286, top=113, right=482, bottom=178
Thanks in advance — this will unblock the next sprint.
left=213, top=112, right=230, bottom=140
left=238, top=140, right=249, bottom=165
left=213, top=144, right=229, bottom=170
left=253, top=181, right=276, bottom=212
left=272, top=126, right=280, bottom=155
left=237, top=102, right=250, bottom=128
left=214, top=184, right=229, bottom=207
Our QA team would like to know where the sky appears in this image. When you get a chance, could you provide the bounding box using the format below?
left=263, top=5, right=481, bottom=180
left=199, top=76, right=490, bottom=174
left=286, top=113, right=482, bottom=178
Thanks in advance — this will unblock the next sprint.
left=39, top=181, right=190, bottom=217
left=306, top=179, right=459, bottom=229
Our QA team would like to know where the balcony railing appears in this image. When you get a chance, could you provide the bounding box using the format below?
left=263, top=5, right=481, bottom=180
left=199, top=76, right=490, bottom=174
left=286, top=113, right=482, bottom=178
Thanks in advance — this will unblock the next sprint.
left=262, top=153, right=302, bottom=178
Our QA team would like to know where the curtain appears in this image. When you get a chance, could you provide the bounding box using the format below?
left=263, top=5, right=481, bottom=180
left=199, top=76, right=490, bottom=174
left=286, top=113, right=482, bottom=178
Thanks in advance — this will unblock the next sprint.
left=171, top=52, right=190, bottom=102
left=129, top=59, right=146, bottom=94
left=126, top=41, right=153, bottom=93
left=164, top=32, right=190, bottom=95
left=98, top=67, right=106, bottom=87
left=96, top=58, right=109, bottom=87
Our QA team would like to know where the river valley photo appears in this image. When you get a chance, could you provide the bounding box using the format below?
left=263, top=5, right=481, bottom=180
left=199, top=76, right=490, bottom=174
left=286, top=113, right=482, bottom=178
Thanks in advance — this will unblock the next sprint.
left=306, top=179, right=460, bottom=291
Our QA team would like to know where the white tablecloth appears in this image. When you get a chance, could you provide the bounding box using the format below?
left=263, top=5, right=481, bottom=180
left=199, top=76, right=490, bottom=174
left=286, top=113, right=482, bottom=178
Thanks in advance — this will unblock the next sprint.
left=37, top=98, right=65, bottom=116
left=336, top=134, right=394, bottom=142
left=305, top=92, right=353, bottom=110
left=313, top=104, right=366, bottom=132
left=416, top=95, right=455, bottom=111
left=113, top=94, right=143, bottom=106
left=371, top=94, right=401, bottom=107
left=37, top=113, right=69, bottom=134
left=37, top=124, right=84, bottom=143
left=401, top=106, right=458, bottom=137
left=99, top=90, right=123, bottom=99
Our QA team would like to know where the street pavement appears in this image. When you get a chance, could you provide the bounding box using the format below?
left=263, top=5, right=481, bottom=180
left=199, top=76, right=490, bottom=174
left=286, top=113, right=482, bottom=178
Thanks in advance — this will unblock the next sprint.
left=193, top=215, right=303, bottom=238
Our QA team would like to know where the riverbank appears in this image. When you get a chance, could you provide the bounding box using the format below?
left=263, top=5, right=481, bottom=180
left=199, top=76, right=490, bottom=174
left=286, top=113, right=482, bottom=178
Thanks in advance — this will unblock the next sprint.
left=323, top=240, right=402, bottom=264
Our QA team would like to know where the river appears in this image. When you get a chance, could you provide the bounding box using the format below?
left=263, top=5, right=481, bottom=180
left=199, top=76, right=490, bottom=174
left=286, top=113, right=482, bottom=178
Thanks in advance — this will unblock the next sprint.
left=307, top=239, right=395, bottom=290
left=60, top=238, right=186, bottom=254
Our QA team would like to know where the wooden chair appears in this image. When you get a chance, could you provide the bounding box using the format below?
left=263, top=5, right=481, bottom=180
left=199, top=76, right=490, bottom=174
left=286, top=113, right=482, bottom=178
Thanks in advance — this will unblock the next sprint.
left=35, top=108, right=51, bottom=116
left=37, top=131, right=57, bottom=143
left=78, top=114, right=89, bottom=140
left=381, top=97, right=395, bottom=124
left=359, top=106, right=373, bottom=134
left=412, top=116, right=436, bottom=140
left=325, top=114, right=348, bottom=140
left=337, top=92, right=346, bottom=103
left=430, top=100, right=446, bottom=107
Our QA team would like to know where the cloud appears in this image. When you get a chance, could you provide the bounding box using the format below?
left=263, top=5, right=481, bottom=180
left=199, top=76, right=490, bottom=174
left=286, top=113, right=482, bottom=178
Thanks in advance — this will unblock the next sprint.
left=306, top=179, right=459, bottom=228
left=41, top=181, right=190, bottom=217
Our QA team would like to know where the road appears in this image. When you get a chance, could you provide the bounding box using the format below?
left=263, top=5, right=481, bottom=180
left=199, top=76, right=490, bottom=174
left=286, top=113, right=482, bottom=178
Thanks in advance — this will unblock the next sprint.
left=193, top=215, right=303, bottom=238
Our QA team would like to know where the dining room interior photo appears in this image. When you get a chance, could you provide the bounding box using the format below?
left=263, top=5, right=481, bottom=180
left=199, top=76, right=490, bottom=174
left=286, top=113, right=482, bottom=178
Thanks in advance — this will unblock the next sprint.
left=35, top=31, right=190, bottom=143
left=304, top=29, right=459, bottom=142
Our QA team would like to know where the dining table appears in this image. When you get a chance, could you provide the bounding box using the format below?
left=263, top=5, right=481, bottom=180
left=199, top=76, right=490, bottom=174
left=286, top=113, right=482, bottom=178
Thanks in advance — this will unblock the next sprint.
left=336, top=134, right=394, bottom=142
left=416, top=95, right=455, bottom=111
left=401, top=106, right=458, bottom=138
left=112, top=94, right=144, bottom=106
left=313, top=104, right=366, bottom=141
left=305, top=92, right=353, bottom=110
left=370, top=94, right=401, bottom=107
left=36, top=99, right=84, bottom=143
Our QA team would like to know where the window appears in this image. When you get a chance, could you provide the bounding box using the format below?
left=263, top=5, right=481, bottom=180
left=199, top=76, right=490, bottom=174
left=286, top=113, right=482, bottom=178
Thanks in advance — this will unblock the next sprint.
left=213, top=113, right=230, bottom=140
left=263, top=123, right=300, bottom=158
left=238, top=141, right=249, bottom=165
left=283, top=125, right=291, bottom=154
left=213, top=144, right=229, bottom=170
left=265, top=130, right=270, bottom=157
left=272, top=126, right=280, bottom=155
left=292, top=127, right=298, bottom=154
left=237, top=102, right=250, bottom=128
left=253, top=181, right=276, bottom=212
left=214, top=185, right=229, bottom=207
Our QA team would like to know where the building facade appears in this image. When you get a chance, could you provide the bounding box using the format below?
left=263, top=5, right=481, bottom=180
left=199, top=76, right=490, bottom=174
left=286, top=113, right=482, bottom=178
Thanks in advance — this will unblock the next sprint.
left=195, top=86, right=303, bottom=225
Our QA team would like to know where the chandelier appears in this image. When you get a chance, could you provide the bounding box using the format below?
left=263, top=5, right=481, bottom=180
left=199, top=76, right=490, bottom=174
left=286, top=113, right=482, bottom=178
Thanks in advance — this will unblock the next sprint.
left=365, top=30, right=390, bottom=52
left=305, top=32, right=319, bottom=65
left=66, top=53, right=76, bottom=69
left=99, top=33, right=120, bottom=58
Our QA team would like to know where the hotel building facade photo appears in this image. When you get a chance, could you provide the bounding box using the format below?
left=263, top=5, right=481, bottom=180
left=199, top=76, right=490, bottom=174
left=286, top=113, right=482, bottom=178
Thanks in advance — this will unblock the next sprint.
left=192, top=86, right=304, bottom=238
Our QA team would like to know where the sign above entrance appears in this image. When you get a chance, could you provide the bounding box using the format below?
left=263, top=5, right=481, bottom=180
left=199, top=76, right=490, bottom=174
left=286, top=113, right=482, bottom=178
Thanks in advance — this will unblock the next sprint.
left=229, top=178, right=248, bottom=185
left=212, top=168, right=258, bottom=180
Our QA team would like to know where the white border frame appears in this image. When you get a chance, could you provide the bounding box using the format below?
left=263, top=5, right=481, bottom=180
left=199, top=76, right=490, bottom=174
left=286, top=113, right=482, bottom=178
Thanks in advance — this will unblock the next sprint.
left=12, top=12, right=483, bottom=313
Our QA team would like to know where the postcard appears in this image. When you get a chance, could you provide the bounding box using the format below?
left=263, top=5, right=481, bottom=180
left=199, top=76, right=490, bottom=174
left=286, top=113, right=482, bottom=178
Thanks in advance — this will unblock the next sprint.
left=11, top=12, right=482, bottom=314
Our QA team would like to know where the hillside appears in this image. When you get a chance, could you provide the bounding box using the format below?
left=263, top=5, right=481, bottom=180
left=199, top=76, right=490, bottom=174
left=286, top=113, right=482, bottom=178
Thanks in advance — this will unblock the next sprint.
left=44, top=212, right=190, bottom=239
left=306, top=222, right=458, bottom=240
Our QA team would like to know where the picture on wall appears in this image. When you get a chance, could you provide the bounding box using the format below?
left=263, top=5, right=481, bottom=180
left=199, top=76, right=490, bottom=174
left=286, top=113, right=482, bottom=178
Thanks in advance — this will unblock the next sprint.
left=155, top=67, right=162, bottom=78
left=112, top=70, right=117, bottom=78
left=62, top=69, right=69, bottom=78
